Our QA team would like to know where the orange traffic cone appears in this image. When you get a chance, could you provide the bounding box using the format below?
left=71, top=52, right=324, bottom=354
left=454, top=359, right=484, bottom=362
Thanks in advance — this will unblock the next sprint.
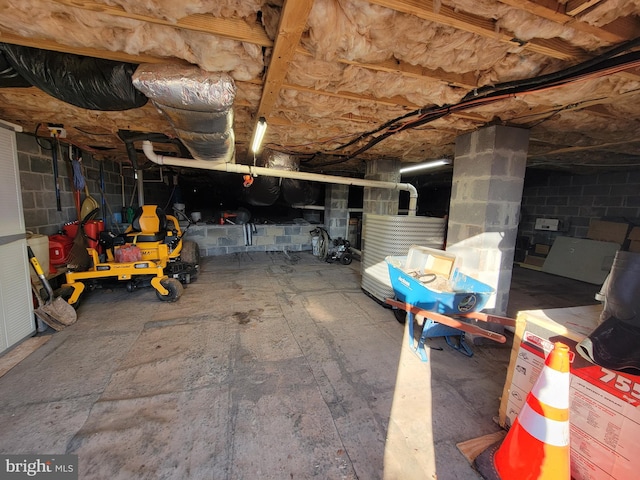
left=475, top=342, right=571, bottom=479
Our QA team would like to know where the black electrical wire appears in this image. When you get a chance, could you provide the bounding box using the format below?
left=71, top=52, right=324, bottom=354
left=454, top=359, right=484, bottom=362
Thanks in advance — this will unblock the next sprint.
left=463, top=36, right=640, bottom=102
left=34, top=123, right=53, bottom=150
left=303, top=154, right=356, bottom=168
left=338, top=46, right=640, bottom=160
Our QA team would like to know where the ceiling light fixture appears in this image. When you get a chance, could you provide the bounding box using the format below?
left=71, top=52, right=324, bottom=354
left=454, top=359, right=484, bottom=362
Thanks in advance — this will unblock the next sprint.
left=250, top=117, right=268, bottom=154
left=399, top=159, right=451, bottom=174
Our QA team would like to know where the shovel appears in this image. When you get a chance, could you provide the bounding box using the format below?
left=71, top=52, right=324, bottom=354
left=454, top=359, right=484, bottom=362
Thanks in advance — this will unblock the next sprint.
left=28, top=246, right=77, bottom=330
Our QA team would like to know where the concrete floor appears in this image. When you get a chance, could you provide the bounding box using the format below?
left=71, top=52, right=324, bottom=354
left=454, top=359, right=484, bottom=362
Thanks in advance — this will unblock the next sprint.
left=0, top=253, right=599, bottom=479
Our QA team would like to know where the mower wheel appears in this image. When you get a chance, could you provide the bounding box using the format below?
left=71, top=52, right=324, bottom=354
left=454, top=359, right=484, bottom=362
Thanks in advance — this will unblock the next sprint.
left=156, top=278, right=183, bottom=302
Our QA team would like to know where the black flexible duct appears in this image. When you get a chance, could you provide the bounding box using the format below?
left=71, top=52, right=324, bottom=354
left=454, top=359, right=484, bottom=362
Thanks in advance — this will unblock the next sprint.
left=0, top=43, right=147, bottom=110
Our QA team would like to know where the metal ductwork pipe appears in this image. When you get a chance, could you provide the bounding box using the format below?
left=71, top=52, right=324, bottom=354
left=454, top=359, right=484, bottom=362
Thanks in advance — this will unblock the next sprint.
left=142, top=141, right=418, bottom=215
left=132, top=64, right=236, bottom=163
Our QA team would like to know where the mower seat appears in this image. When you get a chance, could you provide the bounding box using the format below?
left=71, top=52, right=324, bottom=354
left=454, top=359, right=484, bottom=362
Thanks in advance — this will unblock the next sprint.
left=124, top=206, right=168, bottom=243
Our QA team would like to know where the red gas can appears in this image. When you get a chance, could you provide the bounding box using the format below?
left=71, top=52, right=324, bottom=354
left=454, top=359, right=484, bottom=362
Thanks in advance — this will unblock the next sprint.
left=63, top=220, right=105, bottom=253
left=49, top=233, right=74, bottom=266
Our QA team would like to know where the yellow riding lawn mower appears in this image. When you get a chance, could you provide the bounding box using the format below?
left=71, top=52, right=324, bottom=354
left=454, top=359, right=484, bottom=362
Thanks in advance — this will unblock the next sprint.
left=64, top=205, right=199, bottom=305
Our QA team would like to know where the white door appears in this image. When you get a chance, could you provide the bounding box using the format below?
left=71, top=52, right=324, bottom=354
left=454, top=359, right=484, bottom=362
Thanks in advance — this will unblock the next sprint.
left=0, top=125, right=35, bottom=354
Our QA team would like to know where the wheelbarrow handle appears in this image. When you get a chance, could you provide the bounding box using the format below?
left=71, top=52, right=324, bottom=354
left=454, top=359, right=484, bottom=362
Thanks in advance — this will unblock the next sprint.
left=385, top=298, right=508, bottom=343
left=421, top=310, right=507, bottom=344
left=458, top=311, right=518, bottom=328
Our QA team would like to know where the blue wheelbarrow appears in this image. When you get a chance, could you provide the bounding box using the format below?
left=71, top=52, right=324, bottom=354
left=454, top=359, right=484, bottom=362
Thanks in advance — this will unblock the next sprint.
left=385, top=255, right=516, bottom=362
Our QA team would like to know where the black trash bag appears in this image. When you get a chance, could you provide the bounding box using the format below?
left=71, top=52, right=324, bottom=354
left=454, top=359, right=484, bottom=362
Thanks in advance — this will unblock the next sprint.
left=281, top=178, right=322, bottom=206
left=577, top=251, right=640, bottom=375
left=0, top=43, right=147, bottom=110
left=242, top=176, right=280, bottom=206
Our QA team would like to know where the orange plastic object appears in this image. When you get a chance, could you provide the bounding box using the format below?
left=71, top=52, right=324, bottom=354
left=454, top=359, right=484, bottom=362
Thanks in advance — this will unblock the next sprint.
left=476, top=342, right=571, bottom=479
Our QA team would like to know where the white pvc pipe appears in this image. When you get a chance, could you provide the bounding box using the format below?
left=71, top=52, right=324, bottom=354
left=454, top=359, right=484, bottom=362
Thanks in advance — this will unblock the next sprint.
left=142, top=141, right=418, bottom=215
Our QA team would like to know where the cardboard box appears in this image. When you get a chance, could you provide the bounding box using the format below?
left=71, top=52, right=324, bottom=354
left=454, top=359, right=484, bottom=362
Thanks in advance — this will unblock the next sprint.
left=628, top=227, right=640, bottom=253
left=521, top=253, right=545, bottom=269
left=587, top=219, right=629, bottom=244
left=405, top=245, right=456, bottom=278
left=534, top=243, right=551, bottom=256
left=499, top=305, right=640, bottom=480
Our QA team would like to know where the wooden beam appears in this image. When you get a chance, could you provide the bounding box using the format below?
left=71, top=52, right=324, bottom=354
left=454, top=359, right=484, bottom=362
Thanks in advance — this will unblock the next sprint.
left=327, top=52, right=478, bottom=89
left=257, top=0, right=314, bottom=119
left=451, top=112, right=488, bottom=123
left=509, top=88, right=640, bottom=124
left=543, top=139, right=640, bottom=155
left=294, top=46, right=478, bottom=89
left=595, top=16, right=640, bottom=42
left=369, top=0, right=586, bottom=61
left=0, top=29, right=171, bottom=65
left=497, top=0, right=638, bottom=44
left=279, top=85, right=490, bottom=130
left=52, top=0, right=272, bottom=46
left=565, top=0, right=604, bottom=17
left=278, top=83, right=488, bottom=124
left=282, top=83, right=418, bottom=109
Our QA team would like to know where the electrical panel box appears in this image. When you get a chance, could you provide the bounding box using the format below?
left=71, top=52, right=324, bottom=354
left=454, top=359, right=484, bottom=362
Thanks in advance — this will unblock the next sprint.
left=534, top=218, right=560, bottom=231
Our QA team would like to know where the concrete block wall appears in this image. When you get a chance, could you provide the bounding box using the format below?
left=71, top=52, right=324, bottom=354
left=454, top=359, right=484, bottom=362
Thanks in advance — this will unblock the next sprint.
left=324, top=184, right=349, bottom=241
left=519, top=170, right=640, bottom=246
left=184, top=223, right=317, bottom=256
left=17, top=133, right=135, bottom=235
left=448, top=125, right=528, bottom=316
left=363, top=158, right=401, bottom=215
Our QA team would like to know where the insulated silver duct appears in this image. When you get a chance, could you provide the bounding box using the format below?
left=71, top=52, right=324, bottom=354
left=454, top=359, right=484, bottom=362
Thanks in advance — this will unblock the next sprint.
left=264, top=149, right=298, bottom=170
left=132, top=64, right=236, bottom=163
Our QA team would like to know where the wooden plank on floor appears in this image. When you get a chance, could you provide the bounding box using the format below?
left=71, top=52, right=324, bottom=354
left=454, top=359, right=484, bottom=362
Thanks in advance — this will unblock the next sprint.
left=456, top=430, right=506, bottom=464
left=0, top=336, right=50, bottom=378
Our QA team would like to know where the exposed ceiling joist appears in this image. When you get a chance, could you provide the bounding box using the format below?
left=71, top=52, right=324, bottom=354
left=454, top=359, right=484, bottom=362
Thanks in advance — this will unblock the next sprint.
left=369, top=0, right=585, bottom=60
left=52, top=0, right=273, bottom=46
left=542, top=138, right=640, bottom=155
left=256, top=0, right=314, bottom=119
left=283, top=83, right=418, bottom=109
left=0, top=29, right=170, bottom=65
left=497, top=0, right=639, bottom=43
left=313, top=50, right=479, bottom=89
left=48, top=0, right=480, bottom=92
left=566, top=0, right=604, bottom=17
left=0, top=0, right=638, bottom=174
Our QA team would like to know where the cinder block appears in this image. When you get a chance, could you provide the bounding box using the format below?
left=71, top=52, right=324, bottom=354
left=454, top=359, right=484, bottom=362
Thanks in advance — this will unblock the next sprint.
left=16, top=133, right=41, bottom=155
left=20, top=172, right=44, bottom=191
left=206, top=246, right=228, bottom=256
